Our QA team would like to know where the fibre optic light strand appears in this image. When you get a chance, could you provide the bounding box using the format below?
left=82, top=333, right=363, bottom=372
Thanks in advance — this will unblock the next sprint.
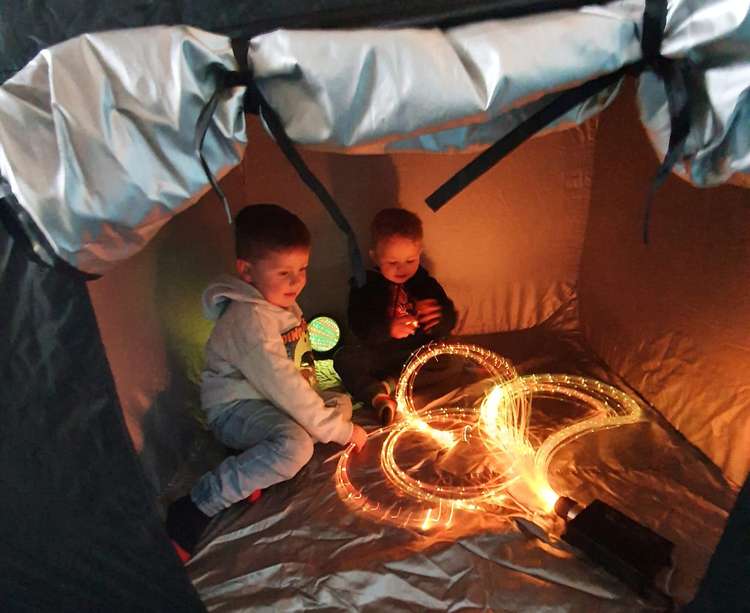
left=335, top=342, right=645, bottom=531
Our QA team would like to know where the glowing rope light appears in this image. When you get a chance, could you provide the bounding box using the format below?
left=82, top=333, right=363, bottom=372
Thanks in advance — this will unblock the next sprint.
left=393, top=343, right=519, bottom=448
left=335, top=342, right=645, bottom=530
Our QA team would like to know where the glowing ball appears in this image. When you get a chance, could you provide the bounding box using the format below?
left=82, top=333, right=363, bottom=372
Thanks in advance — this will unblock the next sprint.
left=308, top=315, right=341, bottom=356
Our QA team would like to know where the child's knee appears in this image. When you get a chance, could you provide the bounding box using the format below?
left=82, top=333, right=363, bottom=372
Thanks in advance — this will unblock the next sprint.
left=322, top=391, right=353, bottom=421
left=276, top=424, right=314, bottom=478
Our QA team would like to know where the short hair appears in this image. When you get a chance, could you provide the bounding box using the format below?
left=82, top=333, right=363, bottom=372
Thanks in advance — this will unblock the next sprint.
left=371, top=208, right=423, bottom=246
left=235, top=204, right=311, bottom=261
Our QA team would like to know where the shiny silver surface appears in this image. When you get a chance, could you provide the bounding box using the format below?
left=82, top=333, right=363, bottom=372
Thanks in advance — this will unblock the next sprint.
left=186, top=359, right=734, bottom=611
left=250, top=0, right=750, bottom=181
left=639, top=1, right=750, bottom=186
left=1, top=0, right=746, bottom=272
left=249, top=8, right=640, bottom=151
left=0, top=26, right=247, bottom=273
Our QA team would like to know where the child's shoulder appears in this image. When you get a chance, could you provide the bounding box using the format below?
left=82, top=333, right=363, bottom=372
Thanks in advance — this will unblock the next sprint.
left=212, top=301, right=306, bottom=352
left=407, top=266, right=447, bottom=291
left=408, top=266, right=434, bottom=283
left=211, top=298, right=265, bottom=333
left=351, top=269, right=389, bottom=290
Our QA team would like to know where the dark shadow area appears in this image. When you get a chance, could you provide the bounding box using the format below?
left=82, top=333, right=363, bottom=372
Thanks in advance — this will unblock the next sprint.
left=146, top=201, right=236, bottom=511
left=0, top=205, right=204, bottom=612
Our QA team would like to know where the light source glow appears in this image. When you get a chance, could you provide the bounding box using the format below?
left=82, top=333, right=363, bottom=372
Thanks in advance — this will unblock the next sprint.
left=308, top=315, right=341, bottom=352
left=335, top=342, right=644, bottom=530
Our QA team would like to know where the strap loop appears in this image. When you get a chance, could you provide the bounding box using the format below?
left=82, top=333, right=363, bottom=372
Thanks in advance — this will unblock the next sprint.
left=426, top=0, right=691, bottom=248
left=426, top=67, right=628, bottom=212
left=639, top=0, right=692, bottom=243
left=226, top=38, right=366, bottom=286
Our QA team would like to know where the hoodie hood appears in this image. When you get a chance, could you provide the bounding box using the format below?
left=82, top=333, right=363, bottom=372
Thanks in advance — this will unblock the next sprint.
left=202, top=274, right=269, bottom=320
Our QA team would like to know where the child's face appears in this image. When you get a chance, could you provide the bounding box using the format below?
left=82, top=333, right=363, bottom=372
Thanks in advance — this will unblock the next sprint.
left=370, top=236, right=422, bottom=284
left=237, top=247, right=310, bottom=308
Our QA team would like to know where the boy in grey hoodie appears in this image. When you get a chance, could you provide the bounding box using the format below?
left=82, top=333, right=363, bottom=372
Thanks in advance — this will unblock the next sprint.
left=166, top=204, right=367, bottom=561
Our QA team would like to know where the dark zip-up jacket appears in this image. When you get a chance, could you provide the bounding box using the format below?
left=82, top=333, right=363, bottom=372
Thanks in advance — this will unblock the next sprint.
left=347, top=266, right=457, bottom=354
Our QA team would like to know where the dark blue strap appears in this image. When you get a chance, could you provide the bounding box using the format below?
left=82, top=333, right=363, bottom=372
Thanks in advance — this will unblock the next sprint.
left=425, top=67, right=628, bottom=212
left=426, top=0, right=692, bottom=248
left=230, top=38, right=365, bottom=286
left=247, top=78, right=366, bottom=287
left=195, top=80, right=233, bottom=224
left=640, top=0, right=692, bottom=243
left=194, top=39, right=367, bottom=286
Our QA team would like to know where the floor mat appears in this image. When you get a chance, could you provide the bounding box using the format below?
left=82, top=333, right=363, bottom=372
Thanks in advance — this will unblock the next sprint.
left=183, top=326, right=736, bottom=611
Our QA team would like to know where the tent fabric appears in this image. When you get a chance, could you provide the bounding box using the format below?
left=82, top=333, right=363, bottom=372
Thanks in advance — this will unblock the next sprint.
left=83, top=86, right=747, bottom=610
left=0, top=1, right=611, bottom=84
left=685, top=472, right=750, bottom=612
left=0, top=214, right=206, bottom=612
left=87, top=115, right=596, bottom=495
left=0, top=18, right=610, bottom=275
left=578, top=80, right=750, bottom=488
left=0, top=1, right=748, bottom=610
left=638, top=6, right=750, bottom=187
left=0, top=26, right=247, bottom=274
left=0, top=0, right=362, bottom=82
left=88, top=83, right=748, bottom=497
left=1, top=2, right=748, bottom=276
left=249, top=0, right=750, bottom=192
left=248, top=13, right=635, bottom=151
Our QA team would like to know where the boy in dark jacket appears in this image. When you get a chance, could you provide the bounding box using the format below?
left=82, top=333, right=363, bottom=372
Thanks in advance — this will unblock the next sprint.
left=334, top=208, right=457, bottom=424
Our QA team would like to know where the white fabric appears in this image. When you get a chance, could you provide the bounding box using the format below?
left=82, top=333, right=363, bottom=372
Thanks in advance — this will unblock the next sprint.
left=200, top=275, right=353, bottom=446
left=248, top=0, right=750, bottom=181
left=249, top=10, right=640, bottom=151
left=2, top=1, right=748, bottom=277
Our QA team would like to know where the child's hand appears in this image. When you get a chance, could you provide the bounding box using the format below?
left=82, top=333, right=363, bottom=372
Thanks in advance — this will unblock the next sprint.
left=349, top=424, right=368, bottom=452
left=390, top=314, right=419, bottom=339
left=415, top=299, right=443, bottom=332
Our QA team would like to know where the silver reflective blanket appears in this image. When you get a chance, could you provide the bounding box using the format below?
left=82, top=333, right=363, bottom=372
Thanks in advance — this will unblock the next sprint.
left=639, top=3, right=750, bottom=186
left=183, top=326, right=735, bottom=611
left=249, top=9, right=640, bottom=151
left=1, top=1, right=747, bottom=274
left=0, top=26, right=246, bottom=273
left=250, top=0, right=750, bottom=185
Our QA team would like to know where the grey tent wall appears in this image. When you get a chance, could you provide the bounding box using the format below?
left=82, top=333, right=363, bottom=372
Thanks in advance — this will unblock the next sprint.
left=0, top=208, right=205, bottom=612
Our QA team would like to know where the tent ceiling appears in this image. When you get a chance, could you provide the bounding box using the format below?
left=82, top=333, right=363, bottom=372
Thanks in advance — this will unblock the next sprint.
left=0, top=1, right=748, bottom=273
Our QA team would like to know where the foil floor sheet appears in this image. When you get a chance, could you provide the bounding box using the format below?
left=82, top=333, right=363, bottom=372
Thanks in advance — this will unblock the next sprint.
left=180, top=324, right=736, bottom=612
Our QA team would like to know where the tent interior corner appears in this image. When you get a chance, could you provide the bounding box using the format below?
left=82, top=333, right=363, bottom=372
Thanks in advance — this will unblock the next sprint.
left=1, top=1, right=749, bottom=611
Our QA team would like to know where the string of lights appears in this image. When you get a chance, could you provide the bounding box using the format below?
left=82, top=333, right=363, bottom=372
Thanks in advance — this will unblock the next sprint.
left=334, top=342, right=645, bottom=531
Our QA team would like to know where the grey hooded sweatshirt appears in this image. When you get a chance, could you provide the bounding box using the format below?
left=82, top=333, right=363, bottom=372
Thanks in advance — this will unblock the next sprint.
left=200, top=275, right=353, bottom=446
